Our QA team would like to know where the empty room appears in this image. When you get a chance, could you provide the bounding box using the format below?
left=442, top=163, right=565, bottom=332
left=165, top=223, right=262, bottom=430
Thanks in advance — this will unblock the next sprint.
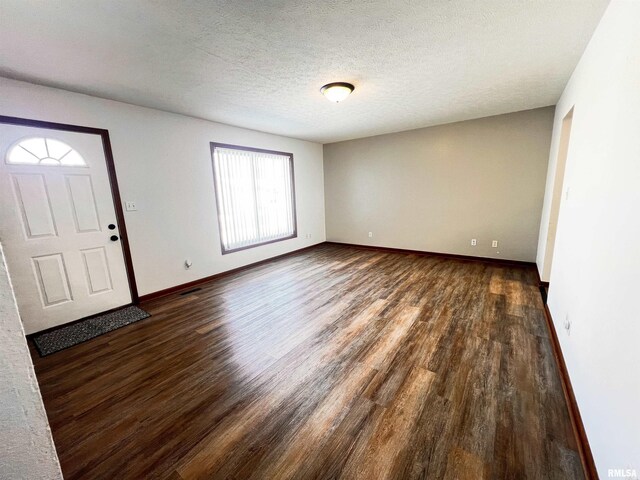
left=1, top=1, right=638, bottom=479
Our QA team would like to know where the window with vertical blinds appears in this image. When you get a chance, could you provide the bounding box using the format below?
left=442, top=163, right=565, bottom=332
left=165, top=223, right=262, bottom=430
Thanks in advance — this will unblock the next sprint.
left=211, top=143, right=297, bottom=254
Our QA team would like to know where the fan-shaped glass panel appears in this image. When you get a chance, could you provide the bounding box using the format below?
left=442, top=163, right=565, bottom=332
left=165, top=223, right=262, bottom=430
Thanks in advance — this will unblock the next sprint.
left=6, top=138, right=87, bottom=167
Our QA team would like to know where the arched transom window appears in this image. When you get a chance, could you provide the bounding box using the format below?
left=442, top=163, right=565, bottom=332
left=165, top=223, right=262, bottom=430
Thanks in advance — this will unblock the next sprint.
left=6, top=138, right=86, bottom=166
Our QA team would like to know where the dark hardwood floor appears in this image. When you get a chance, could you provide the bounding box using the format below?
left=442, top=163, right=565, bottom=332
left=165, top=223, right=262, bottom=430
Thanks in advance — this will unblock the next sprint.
left=31, top=244, right=583, bottom=479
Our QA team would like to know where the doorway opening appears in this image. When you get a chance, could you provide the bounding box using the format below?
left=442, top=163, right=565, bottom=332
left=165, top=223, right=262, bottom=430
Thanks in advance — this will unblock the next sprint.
left=542, top=107, right=574, bottom=283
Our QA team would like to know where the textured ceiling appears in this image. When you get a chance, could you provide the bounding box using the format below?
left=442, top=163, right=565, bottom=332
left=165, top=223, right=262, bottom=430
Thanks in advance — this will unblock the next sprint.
left=0, top=1, right=609, bottom=143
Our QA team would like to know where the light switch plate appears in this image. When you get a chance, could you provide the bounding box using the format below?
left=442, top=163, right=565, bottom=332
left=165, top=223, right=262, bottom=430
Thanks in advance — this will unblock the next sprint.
left=125, top=201, right=137, bottom=211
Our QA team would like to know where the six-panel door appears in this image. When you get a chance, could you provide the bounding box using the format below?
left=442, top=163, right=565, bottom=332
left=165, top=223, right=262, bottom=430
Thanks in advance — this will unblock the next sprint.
left=0, top=124, right=131, bottom=334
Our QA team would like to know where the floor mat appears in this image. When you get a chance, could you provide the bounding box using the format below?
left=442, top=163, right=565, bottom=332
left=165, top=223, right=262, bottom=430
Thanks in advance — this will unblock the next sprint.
left=32, top=305, right=150, bottom=356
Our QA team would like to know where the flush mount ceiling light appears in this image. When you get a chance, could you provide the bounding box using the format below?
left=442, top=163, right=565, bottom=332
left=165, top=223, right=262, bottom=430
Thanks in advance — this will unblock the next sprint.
left=320, top=82, right=354, bottom=103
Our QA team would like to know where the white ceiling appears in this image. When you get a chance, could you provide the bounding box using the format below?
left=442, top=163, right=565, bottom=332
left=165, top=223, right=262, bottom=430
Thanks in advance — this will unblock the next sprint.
left=0, top=1, right=609, bottom=144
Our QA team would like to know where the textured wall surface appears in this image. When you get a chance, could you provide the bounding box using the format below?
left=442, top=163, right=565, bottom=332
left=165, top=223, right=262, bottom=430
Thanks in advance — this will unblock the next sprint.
left=324, top=107, right=554, bottom=262
left=0, top=243, right=62, bottom=479
left=0, top=0, right=608, bottom=142
left=536, top=0, right=640, bottom=474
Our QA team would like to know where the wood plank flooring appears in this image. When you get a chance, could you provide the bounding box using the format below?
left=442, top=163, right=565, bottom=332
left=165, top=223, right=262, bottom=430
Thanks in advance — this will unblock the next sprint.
left=30, top=244, right=583, bottom=479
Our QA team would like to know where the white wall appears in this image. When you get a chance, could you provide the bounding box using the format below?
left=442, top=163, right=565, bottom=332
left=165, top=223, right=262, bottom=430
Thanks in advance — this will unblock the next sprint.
left=324, top=108, right=554, bottom=261
left=536, top=0, right=640, bottom=474
left=0, top=243, right=62, bottom=479
left=0, top=78, right=326, bottom=298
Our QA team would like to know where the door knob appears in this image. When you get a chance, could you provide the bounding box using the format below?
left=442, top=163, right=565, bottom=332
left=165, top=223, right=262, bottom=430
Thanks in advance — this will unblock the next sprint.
left=110, top=235, right=119, bottom=242
left=108, top=224, right=116, bottom=230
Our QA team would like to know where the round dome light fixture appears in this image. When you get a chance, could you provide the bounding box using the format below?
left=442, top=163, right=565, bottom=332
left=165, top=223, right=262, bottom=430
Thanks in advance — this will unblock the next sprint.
left=320, top=82, right=354, bottom=103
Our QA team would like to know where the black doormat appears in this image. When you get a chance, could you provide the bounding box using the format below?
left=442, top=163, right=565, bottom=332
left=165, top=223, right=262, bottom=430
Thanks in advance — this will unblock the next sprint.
left=32, top=306, right=150, bottom=357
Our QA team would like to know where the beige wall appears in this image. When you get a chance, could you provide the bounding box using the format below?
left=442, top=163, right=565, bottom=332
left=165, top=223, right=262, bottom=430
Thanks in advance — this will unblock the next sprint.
left=536, top=0, right=640, bottom=474
left=323, top=107, right=554, bottom=261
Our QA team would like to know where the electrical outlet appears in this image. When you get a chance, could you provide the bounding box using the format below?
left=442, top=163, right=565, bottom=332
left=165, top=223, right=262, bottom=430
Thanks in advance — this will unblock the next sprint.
left=471, top=239, right=477, bottom=246
left=492, top=240, right=498, bottom=248
left=125, top=201, right=137, bottom=211
left=368, top=232, right=373, bottom=238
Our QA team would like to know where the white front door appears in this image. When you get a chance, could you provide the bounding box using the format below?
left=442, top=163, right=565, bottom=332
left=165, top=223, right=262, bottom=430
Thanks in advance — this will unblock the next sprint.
left=0, top=124, right=132, bottom=334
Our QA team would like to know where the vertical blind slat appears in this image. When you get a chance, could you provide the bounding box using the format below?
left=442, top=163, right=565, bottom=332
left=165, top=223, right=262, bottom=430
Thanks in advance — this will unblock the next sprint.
left=213, top=147, right=295, bottom=252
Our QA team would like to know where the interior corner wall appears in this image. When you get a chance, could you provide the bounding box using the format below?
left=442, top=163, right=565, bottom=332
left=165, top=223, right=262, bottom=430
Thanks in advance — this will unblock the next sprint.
left=0, top=78, right=326, bottom=304
left=535, top=0, right=640, bottom=474
left=323, top=107, right=555, bottom=262
left=0, top=243, right=62, bottom=480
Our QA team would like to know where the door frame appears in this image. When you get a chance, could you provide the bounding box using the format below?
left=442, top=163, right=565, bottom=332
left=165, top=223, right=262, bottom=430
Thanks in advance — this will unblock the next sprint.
left=0, top=114, right=139, bottom=304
